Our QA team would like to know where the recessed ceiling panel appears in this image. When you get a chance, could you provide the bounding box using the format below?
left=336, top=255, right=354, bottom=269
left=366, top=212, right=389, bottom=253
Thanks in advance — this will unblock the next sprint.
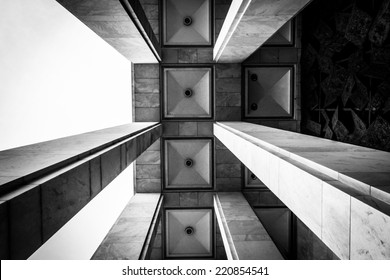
left=166, top=209, right=213, bottom=258
left=245, top=67, right=293, bottom=118
left=164, top=68, right=212, bottom=119
left=264, top=20, right=293, bottom=46
left=164, top=139, right=212, bottom=189
left=245, top=168, right=266, bottom=188
left=254, top=208, right=291, bottom=257
left=163, top=0, right=211, bottom=45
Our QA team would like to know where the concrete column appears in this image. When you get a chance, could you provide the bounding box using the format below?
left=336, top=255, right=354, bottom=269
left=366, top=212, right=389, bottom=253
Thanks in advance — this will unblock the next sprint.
left=214, top=122, right=390, bottom=260
left=214, top=0, right=312, bottom=62
left=214, top=192, right=283, bottom=260
left=92, top=194, right=162, bottom=260
left=0, top=123, right=162, bottom=259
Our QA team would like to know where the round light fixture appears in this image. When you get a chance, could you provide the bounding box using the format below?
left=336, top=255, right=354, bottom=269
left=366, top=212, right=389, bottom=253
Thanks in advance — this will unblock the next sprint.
left=183, top=16, right=193, bottom=26
left=184, top=158, right=194, bottom=168
left=184, top=88, right=193, bottom=98
left=185, top=226, right=194, bottom=235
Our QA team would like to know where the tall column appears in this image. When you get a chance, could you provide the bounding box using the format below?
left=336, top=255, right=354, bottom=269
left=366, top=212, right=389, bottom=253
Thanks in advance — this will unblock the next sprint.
left=214, top=0, right=312, bottom=62
left=214, top=192, right=283, bottom=260
left=92, top=194, right=163, bottom=260
left=0, top=123, right=162, bottom=259
left=214, top=121, right=390, bottom=260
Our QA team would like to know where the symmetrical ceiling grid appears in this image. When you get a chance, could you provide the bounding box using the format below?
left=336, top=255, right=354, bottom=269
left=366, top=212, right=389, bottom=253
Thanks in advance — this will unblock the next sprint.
left=55, top=0, right=309, bottom=260
left=1, top=0, right=387, bottom=262
left=160, top=0, right=217, bottom=260
left=159, top=0, right=305, bottom=260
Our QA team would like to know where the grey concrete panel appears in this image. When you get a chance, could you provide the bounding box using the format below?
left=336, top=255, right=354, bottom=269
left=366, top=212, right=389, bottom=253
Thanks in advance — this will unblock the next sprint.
left=7, top=186, right=42, bottom=259
left=101, top=146, right=121, bottom=188
left=41, top=163, right=90, bottom=241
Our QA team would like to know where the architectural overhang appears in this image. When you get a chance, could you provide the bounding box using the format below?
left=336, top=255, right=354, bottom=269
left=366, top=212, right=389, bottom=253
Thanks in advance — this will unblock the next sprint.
left=214, top=0, right=312, bottom=63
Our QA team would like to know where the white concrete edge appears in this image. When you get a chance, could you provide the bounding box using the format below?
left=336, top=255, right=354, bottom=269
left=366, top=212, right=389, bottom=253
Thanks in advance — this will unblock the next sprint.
left=131, top=14, right=161, bottom=62
left=213, top=195, right=238, bottom=260
left=215, top=122, right=358, bottom=186
left=213, top=0, right=251, bottom=62
left=217, top=122, right=378, bottom=197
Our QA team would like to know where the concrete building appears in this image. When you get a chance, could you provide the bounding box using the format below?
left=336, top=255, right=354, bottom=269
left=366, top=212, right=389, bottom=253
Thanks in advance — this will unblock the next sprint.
left=0, top=0, right=389, bottom=260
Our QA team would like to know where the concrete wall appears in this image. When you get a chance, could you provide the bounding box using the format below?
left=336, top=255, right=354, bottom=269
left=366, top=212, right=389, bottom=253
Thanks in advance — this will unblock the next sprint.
left=215, top=64, right=242, bottom=121
left=136, top=140, right=161, bottom=193
left=134, top=64, right=160, bottom=122
left=215, top=138, right=242, bottom=192
left=0, top=0, right=132, bottom=151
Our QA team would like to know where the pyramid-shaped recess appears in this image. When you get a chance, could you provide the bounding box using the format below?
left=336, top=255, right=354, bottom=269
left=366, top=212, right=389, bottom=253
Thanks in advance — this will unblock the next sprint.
left=164, top=68, right=212, bottom=119
left=254, top=208, right=291, bottom=255
left=245, top=168, right=266, bottom=188
left=165, top=139, right=212, bottom=189
left=264, top=20, right=293, bottom=46
left=245, top=67, right=292, bottom=118
left=164, top=0, right=211, bottom=45
left=166, top=209, right=213, bottom=258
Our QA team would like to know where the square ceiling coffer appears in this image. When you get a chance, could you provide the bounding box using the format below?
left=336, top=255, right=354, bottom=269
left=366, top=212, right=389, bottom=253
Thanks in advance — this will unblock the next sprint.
left=245, top=67, right=293, bottom=118
left=163, top=0, right=211, bottom=46
left=245, top=168, right=266, bottom=189
left=164, top=139, right=213, bottom=189
left=264, top=20, right=294, bottom=46
left=165, top=209, right=213, bottom=258
left=164, top=67, right=212, bottom=119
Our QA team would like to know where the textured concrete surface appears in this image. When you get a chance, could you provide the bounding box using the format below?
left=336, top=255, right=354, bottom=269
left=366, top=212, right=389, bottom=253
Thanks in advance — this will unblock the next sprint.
left=215, top=192, right=283, bottom=260
left=215, top=122, right=390, bottom=259
left=92, top=194, right=161, bottom=260
left=0, top=122, right=158, bottom=195
left=214, top=0, right=311, bottom=62
left=57, top=0, right=158, bottom=63
left=0, top=123, right=161, bottom=259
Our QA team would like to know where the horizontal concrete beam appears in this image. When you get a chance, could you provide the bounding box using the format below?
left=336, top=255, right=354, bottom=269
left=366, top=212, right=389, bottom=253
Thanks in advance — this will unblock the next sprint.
left=92, top=194, right=162, bottom=260
left=214, top=122, right=390, bottom=260
left=0, top=123, right=162, bottom=259
left=214, top=0, right=312, bottom=63
left=214, top=192, right=283, bottom=260
left=0, top=122, right=159, bottom=195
